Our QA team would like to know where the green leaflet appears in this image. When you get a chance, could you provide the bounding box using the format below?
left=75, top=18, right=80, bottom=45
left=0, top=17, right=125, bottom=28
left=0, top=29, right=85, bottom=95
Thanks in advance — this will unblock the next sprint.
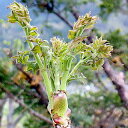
left=7, top=15, right=17, bottom=23
left=68, top=13, right=98, bottom=40
left=32, top=45, right=42, bottom=54
left=12, top=51, right=30, bottom=64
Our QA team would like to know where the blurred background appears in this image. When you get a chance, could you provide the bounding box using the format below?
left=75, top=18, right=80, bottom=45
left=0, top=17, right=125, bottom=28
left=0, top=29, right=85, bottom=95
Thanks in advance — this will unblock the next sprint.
left=0, top=0, right=128, bottom=128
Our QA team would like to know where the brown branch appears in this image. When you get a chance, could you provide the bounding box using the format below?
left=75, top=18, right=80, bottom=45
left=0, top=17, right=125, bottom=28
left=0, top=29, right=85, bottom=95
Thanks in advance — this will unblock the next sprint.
left=103, top=60, right=128, bottom=108
left=70, top=7, right=79, bottom=20
left=52, top=10, right=73, bottom=29
left=0, top=84, right=52, bottom=124
left=35, top=1, right=73, bottom=29
left=14, top=83, right=41, bottom=99
left=14, top=62, right=32, bottom=80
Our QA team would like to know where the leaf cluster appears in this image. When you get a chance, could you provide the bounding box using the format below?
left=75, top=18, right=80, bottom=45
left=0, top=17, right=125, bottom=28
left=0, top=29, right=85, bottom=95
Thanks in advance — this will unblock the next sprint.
left=8, top=2, right=113, bottom=95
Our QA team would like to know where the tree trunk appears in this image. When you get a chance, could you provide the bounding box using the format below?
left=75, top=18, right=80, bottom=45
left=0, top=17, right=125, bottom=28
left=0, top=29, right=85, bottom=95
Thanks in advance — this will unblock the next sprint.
left=0, top=98, right=6, bottom=127
left=103, top=60, right=128, bottom=108
left=7, top=98, right=15, bottom=128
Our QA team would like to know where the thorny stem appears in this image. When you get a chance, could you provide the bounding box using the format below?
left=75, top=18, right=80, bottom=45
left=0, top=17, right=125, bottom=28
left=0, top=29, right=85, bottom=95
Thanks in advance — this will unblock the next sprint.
left=24, top=28, right=52, bottom=101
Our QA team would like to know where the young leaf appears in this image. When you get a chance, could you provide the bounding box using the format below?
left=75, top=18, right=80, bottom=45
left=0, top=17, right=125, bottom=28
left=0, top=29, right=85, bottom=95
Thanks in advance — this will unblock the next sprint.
left=31, top=45, right=42, bottom=54
left=29, top=31, right=39, bottom=37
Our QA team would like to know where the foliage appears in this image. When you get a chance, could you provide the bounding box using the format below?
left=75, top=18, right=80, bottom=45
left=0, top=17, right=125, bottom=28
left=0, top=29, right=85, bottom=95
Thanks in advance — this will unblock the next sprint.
left=105, top=29, right=128, bottom=49
left=24, top=117, right=51, bottom=128
left=99, top=0, right=122, bottom=19
left=69, top=90, right=122, bottom=127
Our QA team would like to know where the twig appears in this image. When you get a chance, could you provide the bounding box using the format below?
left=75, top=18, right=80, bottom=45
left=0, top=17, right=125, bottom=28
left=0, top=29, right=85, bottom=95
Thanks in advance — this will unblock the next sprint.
left=34, top=1, right=73, bottom=28
left=0, top=84, right=52, bottom=124
left=70, top=7, right=79, bottom=20
left=53, top=10, right=73, bottom=29
left=103, top=60, right=128, bottom=108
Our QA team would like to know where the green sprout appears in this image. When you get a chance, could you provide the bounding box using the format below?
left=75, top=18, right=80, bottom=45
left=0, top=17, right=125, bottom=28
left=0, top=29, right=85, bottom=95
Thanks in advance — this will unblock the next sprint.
left=8, top=2, right=113, bottom=128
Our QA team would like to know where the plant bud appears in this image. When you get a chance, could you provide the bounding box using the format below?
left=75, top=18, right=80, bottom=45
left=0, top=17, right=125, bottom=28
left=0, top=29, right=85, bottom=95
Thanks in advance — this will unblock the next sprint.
left=68, top=30, right=76, bottom=40
left=53, top=114, right=69, bottom=127
left=51, top=91, right=68, bottom=117
left=8, top=2, right=31, bottom=25
left=53, top=116, right=65, bottom=125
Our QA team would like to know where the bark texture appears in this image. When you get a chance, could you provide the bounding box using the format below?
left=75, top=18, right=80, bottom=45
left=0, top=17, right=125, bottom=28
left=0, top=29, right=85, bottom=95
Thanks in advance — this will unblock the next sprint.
left=0, top=98, right=6, bottom=127
left=103, top=60, right=128, bottom=108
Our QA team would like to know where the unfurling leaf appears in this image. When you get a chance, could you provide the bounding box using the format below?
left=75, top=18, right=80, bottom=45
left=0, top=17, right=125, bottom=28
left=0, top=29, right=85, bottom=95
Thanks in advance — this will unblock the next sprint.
left=30, top=26, right=38, bottom=31
left=91, top=59, right=104, bottom=70
left=7, top=15, right=17, bottom=23
left=12, top=51, right=30, bottom=64
left=68, top=13, right=98, bottom=40
left=29, top=31, right=39, bottom=37
left=32, top=45, right=42, bottom=54
left=68, top=30, right=76, bottom=40
left=91, top=37, right=113, bottom=58
left=27, top=62, right=39, bottom=73
left=8, top=2, right=31, bottom=25
left=51, top=37, right=68, bottom=57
